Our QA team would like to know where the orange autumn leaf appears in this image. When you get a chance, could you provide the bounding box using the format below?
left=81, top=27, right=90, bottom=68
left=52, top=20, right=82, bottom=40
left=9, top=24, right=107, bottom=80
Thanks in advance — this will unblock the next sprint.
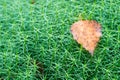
left=71, top=20, right=102, bottom=55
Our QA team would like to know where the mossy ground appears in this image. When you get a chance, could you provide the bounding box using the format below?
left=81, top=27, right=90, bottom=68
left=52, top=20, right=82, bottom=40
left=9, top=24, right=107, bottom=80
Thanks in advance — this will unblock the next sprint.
left=0, top=0, right=120, bottom=80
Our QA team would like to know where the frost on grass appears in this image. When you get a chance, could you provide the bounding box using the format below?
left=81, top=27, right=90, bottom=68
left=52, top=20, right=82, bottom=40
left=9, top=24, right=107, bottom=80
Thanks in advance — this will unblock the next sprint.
left=71, top=20, right=102, bottom=55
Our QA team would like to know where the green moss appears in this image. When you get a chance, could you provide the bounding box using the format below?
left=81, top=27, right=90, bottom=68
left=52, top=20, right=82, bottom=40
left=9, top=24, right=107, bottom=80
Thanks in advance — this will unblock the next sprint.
left=0, top=0, right=120, bottom=80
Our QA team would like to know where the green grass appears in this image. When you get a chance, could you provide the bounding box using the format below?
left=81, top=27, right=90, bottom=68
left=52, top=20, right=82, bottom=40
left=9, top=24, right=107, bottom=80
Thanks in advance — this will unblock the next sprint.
left=0, top=0, right=120, bottom=80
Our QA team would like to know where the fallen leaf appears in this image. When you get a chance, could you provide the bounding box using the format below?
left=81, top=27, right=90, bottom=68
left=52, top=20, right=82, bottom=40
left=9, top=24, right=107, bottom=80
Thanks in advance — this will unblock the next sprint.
left=71, top=20, right=102, bottom=55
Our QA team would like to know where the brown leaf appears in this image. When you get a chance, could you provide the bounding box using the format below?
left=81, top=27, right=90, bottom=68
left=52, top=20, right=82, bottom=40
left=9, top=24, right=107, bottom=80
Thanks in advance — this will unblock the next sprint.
left=71, top=20, right=102, bottom=55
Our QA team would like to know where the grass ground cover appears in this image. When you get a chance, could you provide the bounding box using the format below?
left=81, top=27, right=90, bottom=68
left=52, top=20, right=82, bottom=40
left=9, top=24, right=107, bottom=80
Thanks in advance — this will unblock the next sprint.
left=0, top=0, right=120, bottom=80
